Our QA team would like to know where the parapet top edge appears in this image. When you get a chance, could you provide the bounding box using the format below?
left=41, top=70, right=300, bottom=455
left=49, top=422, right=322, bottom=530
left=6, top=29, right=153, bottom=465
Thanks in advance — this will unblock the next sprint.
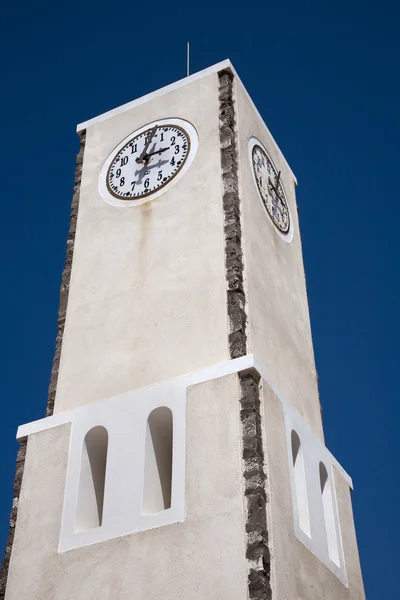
left=17, top=353, right=350, bottom=488
left=76, top=59, right=232, bottom=133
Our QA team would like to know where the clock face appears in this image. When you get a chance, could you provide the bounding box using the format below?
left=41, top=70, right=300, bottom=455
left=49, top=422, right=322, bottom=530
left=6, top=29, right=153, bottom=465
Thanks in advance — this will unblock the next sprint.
left=249, top=137, right=292, bottom=240
left=99, top=118, right=198, bottom=207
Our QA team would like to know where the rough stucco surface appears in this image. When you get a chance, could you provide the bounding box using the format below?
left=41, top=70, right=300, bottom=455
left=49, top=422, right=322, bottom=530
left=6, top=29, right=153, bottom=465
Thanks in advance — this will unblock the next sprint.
left=262, top=381, right=365, bottom=599
left=235, top=79, right=323, bottom=439
left=54, top=72, right=229, bottom=412
left=4, top=376, right=248, bottom=600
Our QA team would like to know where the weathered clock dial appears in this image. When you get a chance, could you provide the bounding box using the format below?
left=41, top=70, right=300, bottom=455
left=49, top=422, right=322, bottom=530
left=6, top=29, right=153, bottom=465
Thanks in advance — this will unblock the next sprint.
left=99, top=118, right=198, bottom=207
left=248, top=137, right=292, bottom=241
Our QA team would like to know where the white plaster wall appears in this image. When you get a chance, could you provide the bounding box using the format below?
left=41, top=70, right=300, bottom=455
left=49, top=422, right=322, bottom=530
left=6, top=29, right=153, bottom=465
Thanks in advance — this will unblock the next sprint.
left=262, top=381, right=365, bottom=599
left=235, top=80, right=323, bottom=438
left=55, top=72, right=228, bottom=412
left=6, top=375, right=248, bottom=600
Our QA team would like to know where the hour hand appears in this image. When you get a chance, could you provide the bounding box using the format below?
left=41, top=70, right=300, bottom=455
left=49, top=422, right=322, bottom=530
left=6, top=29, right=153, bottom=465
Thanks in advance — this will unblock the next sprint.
left=144, top=147, right=169, bottom=160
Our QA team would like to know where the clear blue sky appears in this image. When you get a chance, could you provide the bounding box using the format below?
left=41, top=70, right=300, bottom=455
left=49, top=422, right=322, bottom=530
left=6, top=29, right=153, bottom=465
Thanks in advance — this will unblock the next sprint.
left=1, top=1, right=398, bottom=597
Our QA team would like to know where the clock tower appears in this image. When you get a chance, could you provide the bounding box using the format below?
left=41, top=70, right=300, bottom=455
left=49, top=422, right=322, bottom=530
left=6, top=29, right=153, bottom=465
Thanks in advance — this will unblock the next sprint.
left=1, top=60, right=365, bottom=600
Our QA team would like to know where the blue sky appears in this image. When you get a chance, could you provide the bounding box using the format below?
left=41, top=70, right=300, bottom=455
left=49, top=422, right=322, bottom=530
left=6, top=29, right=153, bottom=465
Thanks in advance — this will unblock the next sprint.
left=1, top=0, right=399, bottom=597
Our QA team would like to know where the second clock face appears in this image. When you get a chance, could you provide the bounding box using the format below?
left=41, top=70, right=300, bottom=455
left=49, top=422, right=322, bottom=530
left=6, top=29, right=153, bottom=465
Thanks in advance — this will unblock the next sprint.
left=249, top=137, right=292, bottom=239
left=99, top=118, right=198, bottom=207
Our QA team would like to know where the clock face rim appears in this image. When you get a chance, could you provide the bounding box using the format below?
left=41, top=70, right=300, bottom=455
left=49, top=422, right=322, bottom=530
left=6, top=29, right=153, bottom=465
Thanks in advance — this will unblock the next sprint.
left=248, top=136, right=293, bottom=243
left=98, top=117, right=199, bottom=208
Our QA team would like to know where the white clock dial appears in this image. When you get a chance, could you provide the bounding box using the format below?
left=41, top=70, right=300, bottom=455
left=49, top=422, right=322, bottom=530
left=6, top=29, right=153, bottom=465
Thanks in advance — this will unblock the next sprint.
left=99, top=118, right=198, bottom=207
left=248, top=137, right=293, bottom=242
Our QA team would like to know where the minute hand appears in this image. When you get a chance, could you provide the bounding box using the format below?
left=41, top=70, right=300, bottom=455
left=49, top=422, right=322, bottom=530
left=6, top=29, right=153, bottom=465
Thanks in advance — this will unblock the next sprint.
left=136, top=125, right=158, bottom=163
left=269, top=171, right=284, bottom=198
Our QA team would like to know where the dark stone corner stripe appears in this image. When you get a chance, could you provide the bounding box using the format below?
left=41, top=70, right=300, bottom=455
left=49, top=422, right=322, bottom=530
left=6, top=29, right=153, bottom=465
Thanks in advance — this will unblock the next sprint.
left=0, top=440, right=26, bottom=600
left=218, top=69, right=272, bottom=600
left=240, top=369, right=272, bottom=600
left=218, top=68, right=247, bottom=359
left=0, top=130, right=86, bottom=600
left=46, top=129, right=86, bottom=417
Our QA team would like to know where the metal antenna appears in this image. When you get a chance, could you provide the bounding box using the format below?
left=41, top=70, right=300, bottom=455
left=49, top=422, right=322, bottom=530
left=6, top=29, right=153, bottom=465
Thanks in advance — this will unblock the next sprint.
left=187, top=42, right=190, bottom=77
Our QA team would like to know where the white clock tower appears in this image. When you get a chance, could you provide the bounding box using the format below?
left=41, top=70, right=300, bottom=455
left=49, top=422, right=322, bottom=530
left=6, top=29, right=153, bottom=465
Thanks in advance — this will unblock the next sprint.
left=1, top=60, right=365, bottom=600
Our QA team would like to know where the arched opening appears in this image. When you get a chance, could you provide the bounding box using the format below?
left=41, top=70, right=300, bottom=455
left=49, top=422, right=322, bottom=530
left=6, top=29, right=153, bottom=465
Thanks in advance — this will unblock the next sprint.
left=142, top=407, right=173, bottom=515
left=319, top=462, right=340, bottom=565
left=75, top=426, right=108, bottom=533
left=291, top=430, right=311, bottom=537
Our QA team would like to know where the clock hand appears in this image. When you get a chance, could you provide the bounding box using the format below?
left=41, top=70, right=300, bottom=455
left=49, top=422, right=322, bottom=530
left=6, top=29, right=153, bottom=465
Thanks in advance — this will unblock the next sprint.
left=268, top=176, right=275, bottom=194
left=143, top=147, right=169, bottom=160
left=134, top=158, right=169, bottom=182
left=136, top=125, right=158, bottom=164
left=268, top=172, right=284, bottom=201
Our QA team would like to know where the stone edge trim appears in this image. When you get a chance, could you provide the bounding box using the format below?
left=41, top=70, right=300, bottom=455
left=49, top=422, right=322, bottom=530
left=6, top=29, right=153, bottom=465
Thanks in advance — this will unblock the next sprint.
left=218, top=70, right=272, bottom=599
left=0, top=440, right=26, bottom=600
left=240, top=369, right=272, bottom=600
left=46, top=129, right=86, bottom=416
left=0, top=131, right=86, bottom=600
left=218, top=69, right=247, bottom=358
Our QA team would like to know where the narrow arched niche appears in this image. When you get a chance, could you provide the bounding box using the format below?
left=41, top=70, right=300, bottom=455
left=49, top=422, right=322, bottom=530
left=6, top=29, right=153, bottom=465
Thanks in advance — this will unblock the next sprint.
left=142, top=407, right=173, bottom=515
left=319, top=461, right=340, bottom=566
left=291, top=430, right=311, bottom=537
left=75, top=426, right=108, bottom=533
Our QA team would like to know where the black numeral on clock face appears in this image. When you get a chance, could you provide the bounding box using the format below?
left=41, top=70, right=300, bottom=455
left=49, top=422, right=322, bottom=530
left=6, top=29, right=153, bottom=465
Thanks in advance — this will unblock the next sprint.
left=116, top=169, right=121, bottom=178
left=120, top=177, right=125, bottom=186
left=120, top=156, right=128, bottom=166
left=131, top=143, right=137, bottom=153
